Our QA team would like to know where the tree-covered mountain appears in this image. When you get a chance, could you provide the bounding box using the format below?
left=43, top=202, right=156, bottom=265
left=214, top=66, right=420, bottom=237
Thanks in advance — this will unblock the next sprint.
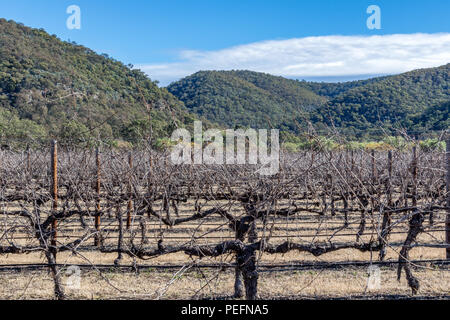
left=1, top=18, right=447, bottom=146
left=167, top=70, right=326, bottom=132
left=169, top=66, right=449, bottom=139
left=410, top=100, right=449, bottom=133
left=0, top=19, right=196, bottom=146
left=299, top=76, right=388, bottom=99
left=311, top=64, right=449, bottom=138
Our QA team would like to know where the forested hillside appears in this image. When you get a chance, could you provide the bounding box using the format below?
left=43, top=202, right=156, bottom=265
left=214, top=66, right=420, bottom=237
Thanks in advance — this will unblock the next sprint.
left=167, top=70, right=326, bottom=132
left=0, top=19, right=196, bottom=146
left=311, top=64, right=449, bottom=138
left=0, top=19, right=448, bottom=146
left=410, top=100, right=449, bottom=133
left=299, top=76, right=387, bottom=99
left=169, top=66, right=449, bottom=139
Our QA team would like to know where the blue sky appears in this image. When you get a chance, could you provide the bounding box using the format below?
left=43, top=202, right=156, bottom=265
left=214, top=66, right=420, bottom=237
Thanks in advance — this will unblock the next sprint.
left=1, top=0, right=449, bottom=85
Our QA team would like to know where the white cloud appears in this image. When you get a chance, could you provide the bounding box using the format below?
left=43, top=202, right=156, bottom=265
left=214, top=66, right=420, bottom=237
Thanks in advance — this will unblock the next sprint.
left=137, top=33, right=450, bottom=86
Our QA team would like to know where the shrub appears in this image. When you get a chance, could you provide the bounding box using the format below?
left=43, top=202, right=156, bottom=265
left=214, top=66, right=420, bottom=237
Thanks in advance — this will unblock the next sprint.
left=419, top=139, right=446, bottom=152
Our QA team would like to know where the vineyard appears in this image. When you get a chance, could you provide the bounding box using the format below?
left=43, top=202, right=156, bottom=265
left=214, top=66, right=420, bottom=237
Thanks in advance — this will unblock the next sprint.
left=0, top=139, right=449, bottom=300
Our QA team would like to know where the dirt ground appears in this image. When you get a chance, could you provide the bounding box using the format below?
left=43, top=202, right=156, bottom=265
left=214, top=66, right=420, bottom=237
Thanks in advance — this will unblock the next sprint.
left=0, top=243, right=448, bottom=300
left=0, top=264, right=448, bottom=300
left=1, top=199, right=448, bottom=300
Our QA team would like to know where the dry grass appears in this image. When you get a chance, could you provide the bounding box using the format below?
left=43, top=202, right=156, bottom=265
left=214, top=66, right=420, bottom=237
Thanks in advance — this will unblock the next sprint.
left=0, top=241, right=448, bottom=300
left=1, top=177, right=448, bottom=300
left=0, top=265, right=448, bottom=300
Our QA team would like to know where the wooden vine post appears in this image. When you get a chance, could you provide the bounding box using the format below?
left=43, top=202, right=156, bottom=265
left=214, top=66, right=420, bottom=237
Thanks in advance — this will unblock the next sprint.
left=50, top=140, right=58, bottom=256
left=446, top=138, right=450, bottom=259
left=370, top=149, right=376, bottom=220
left=148, top=152, right=153, bottom=189
left=351, top=149, right=354, bottom=172
left=127, top=152, right=133, bottom=230
left=412, top=146, right=418, bottom=207
left=387, top=150, right=393, bottom=207
left=94, top=147, right=102, bottom=246
left=147, top=151, right=154, bottom=220
left=371, top=149, right=377, bottom=184
left=26, top=144, right=31, bottom=173
left=379, top=150, right=393, bottom=261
